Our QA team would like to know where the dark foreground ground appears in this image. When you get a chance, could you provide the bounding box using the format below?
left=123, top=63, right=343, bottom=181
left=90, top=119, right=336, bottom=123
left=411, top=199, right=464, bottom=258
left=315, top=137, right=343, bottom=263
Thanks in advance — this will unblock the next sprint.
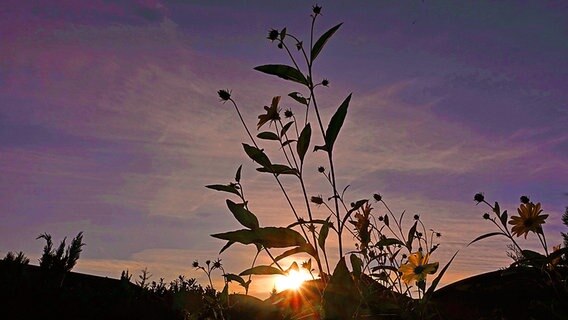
left=1, top=261, right=567, bottom=320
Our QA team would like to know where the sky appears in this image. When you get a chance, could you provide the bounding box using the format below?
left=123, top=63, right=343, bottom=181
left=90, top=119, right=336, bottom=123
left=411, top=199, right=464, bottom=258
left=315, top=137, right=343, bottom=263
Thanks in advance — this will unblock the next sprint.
left=1, top=0, right=567, bottom=298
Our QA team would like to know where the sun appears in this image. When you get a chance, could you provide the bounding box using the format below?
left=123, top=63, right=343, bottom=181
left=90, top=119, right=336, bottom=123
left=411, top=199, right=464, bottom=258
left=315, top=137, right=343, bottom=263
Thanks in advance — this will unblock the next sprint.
left=274, top=269, right=312, bottom=292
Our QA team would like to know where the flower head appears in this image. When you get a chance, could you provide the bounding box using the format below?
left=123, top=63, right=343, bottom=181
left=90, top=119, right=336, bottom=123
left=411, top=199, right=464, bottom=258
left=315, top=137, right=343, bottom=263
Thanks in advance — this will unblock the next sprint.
left=373, top=193, right=382, bottom=202
left=257, top=96, right=281, bottom=129
left=509, top=202, right=548, bottom=238
left=217, top=89, right=231, bottom=102
left=352, top=203, right=372, bottom=250
left=267, top=29, right=279, bottom=42
left=474, top=193, right=485, bottom=203
left=310, top=195, right=323, bottom=205
left=192, top=260, right=199, bottom=268
left=321, top=79, right=329, bottom=87
left=317, top=166, right=325, bottom=173
left=520, top=196, right=530, bottom=204
left=398, top=251, right=439, bottom=284
left=312, top=4, right=322, bottom=15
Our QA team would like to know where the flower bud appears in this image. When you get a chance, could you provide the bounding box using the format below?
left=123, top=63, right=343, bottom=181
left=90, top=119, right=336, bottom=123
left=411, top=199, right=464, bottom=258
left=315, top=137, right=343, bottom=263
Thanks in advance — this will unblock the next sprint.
left=217, top=89, right=231, bottom=101
left=474, top=193, right=485, bottom=203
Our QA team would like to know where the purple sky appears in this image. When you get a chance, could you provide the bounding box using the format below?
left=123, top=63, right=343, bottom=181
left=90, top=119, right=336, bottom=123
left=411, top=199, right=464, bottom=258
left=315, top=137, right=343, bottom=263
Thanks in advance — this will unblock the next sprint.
left=1, top=0, right=567, bottom=298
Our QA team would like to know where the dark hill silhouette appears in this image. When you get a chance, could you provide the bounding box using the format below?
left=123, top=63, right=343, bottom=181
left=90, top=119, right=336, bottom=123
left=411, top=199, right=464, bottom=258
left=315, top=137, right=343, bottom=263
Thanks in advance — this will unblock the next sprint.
left=0, top=262, right=184, bottom=320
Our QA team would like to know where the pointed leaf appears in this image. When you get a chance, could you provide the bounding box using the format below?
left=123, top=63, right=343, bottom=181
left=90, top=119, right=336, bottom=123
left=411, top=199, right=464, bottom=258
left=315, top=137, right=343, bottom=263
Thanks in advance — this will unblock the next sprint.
left=323, top=257, right=359, bottom=319
left=242, top=143, right=272, bottom=168
left=297, top=123, right=311, bottom=162
left=205, top=184, right=240, bottom=197
left=467, top=232, right=508, bottom=247
left=254, top=64, right=308, bottom=86
left=350, top=254, right=363, bottom=278
left=280, top=121, right=294, bottom=138
left=235, top=165, right=242, bottom=182
left=219, top=241, right=235, bottom=254
left=406, top=221, right=417, bottom=251
left=257, top=131, right=280, bottom=141
left=311, top=23, right=343, bottom=62
left=318, top=221, right=330, bottom=251
left=322, top=93, right=352, bottom=153
left=240, top=265, right=285, bottom=276
left=274, top=243, right=317, bottom=262
left=376, top=238, right=405, bottom=247
left=224, top=273, right=247, bottom=287
left=212, top=227, right=307, bottom=248
left=289, top=92, right=308, bottom=105
left=226, top=199, right=259, bottom=229
left=500, top=210, right=508, bottom=227
left=425, top=250, right=459, bottom=297
left=256, top=164, right=299, bottom=176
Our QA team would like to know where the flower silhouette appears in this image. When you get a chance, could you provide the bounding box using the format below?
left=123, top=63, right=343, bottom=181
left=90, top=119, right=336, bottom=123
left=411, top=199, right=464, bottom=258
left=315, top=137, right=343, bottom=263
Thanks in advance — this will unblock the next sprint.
left=509, top=202, right=548, bottom=238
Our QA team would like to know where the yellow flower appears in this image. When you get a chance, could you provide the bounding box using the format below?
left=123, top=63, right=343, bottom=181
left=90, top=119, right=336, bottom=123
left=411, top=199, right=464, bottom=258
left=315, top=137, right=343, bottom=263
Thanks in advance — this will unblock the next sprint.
left=398, top=251, right=439, bottom=284
left=508, top=202, right=548, bottom=238
left=257, top=96, right=281, bottom=129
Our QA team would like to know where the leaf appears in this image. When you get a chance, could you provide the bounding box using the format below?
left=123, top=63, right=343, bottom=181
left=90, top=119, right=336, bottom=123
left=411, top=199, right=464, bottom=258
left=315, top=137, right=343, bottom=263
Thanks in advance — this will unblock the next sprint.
left=425, top=250, right=459, bottom=298
left=235, top=165, right=242, bottom=182
left=212, top=227, right=307, bottom=248
left=322, top=257, right=359, bottom=319
left=500, top=210, right=508, bottom=227
left=274, top=243, right=317, bottom=262
left=467, top=232, right=508, bottom=247
left=318, top=220, right=330, bottom=251
left=239, top=265, right=285, bottom=276
left=311, top=23, right=343, bottom=63
left=350, top=254, right=363, bottom=278
left=205, top=184, right=240, bottom=197
left=297, top=123, right=311, bottom=162
left=288, top=92, right=308, bottom=105
left=341, top=199, right=368, bottom=227
left=219, top=283, right=229, bottom=306
left=280, top=121, right=294, bottom=138
left=314, top=94, right=352, bottom=153
left=254, top=64, right=308, bottom=86
left=281, top=139, right=296, bottom=148
left=256, top=164, right=299, bottom=176
left=371, top=265, right=399, bottom=273
left=286, top=261, right=299, bottom=273
left=257, top=131, right=280, bottom=141
left=406, top=221, right=418, bottom=251
left=376, top=238, right=405, bottom=247
left=493, top=201, right=500, bottom=215
left=226, top=199, right=259, bottom=230
left=224, top=273, right=247, bottom=287
left=242, top=143, right=272, bottom=168
left=287, top=219, right=337, bottom=232
left=219, top=241, right=234, bottom=254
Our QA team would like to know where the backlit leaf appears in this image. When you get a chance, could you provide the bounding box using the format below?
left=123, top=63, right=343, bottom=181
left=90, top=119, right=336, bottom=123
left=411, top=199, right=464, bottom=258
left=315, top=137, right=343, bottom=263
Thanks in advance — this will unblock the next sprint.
left=239, top=265, right=285, bottom=276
